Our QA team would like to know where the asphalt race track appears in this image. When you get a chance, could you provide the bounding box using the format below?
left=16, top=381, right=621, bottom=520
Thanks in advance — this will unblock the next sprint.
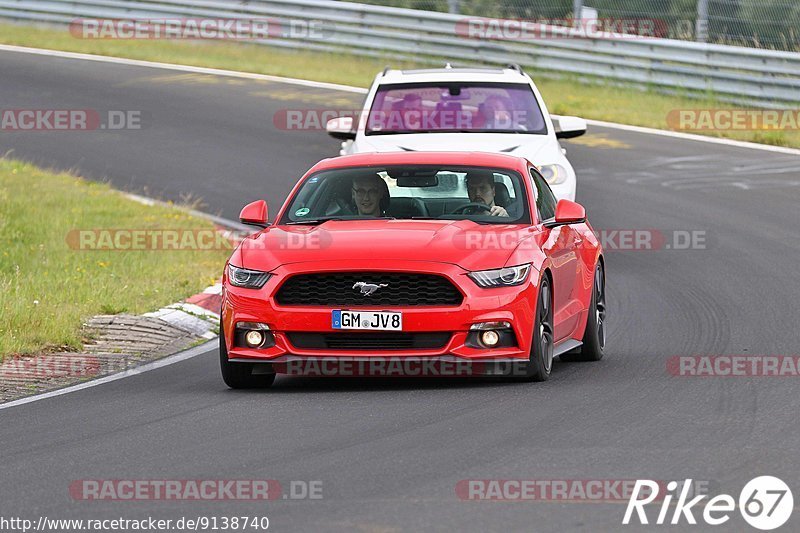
left=2, top=50, right=800, bottom=531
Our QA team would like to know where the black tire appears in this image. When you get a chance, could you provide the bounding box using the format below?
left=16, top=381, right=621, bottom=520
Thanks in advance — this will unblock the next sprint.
left=562, top=262, right=606, bottom=362
left=513, top=274, right=554, bottom=382
left=219, top=326, right=275, bottom=389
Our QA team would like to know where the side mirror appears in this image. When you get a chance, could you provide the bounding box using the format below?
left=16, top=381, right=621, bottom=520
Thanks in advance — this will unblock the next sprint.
left=326, top=116, right=356, bottom=140
left=239, top=200, right=269, bottom=228
left=545, top=199, right=586, bottom=228
left=554, top=115, right=587, bottom=139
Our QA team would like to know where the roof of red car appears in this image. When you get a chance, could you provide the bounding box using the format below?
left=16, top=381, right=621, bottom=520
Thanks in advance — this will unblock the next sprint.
left=309, top=151, right=530, bottom=173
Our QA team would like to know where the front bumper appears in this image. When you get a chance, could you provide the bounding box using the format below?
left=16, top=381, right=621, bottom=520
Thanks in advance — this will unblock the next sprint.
left=222, top=259, right=539, bottom=365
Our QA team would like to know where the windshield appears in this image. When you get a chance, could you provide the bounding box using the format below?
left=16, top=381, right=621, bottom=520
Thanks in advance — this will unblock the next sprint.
left=280, top=165, right=531, bottom=225
left=365, top=82, right=546, bottom=135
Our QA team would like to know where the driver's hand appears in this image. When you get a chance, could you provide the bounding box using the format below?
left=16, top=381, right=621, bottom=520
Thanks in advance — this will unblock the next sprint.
left=489, top=205, right=509, bottom=217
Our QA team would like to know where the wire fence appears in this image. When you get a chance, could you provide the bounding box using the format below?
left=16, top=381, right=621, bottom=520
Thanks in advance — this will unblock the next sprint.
left=351, top=0, right=800, bottom=51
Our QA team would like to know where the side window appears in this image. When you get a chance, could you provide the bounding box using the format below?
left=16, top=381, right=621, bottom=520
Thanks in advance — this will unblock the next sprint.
left=529, top=167, right=556, bottom=221
left=495, top=174, right=516, bottom=200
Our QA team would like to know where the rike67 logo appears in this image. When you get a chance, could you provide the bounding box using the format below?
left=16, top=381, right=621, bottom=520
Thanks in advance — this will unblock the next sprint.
left=623, top=476, right=793, bottom=530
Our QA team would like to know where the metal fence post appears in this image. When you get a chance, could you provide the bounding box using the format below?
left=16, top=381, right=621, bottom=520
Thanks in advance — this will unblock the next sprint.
left=573, top=0, right=584, bottom=22
left=447, top=0, right=459, bottom=15
left=696, top=0, right=709, bottom=42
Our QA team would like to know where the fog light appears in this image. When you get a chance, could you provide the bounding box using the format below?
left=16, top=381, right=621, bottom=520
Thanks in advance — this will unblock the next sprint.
left=470, top=321, right=511, bottom=331
left=245, top=330, right=265, bottom=348
left=480, top=330, right=500, bottom=347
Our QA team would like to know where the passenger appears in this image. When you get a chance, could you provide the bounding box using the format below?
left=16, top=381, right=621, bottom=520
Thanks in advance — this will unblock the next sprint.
left=480, top=95, right=514, bottom=129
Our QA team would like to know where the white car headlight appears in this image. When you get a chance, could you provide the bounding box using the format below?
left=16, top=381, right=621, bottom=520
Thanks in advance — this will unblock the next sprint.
left=468, top=264, right=531, bottom=288
left=539, top=164, right=568, bottom=185
left=227, top=264, right=271, bottom=289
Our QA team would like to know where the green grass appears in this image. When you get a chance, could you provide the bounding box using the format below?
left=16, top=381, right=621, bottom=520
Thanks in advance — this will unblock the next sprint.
left=0, top=22, right=404, bottom=87
left=1, top=22, right=798, bottom=149
left=0, top=159, right=229, bottom=359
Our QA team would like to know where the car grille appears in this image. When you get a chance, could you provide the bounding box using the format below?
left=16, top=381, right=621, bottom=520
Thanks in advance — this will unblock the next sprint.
left=275, top=272, right=463, bottom=307
left=287, top=332, right=451, bottom=350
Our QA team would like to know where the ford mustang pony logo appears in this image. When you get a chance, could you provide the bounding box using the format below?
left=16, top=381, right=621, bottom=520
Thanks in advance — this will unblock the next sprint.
left=352, top=282, right=388, bottom=296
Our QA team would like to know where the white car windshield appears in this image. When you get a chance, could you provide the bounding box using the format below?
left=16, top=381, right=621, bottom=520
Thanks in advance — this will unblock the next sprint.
left=280, top=165, right=531, bottom=225
left=365, top=82, right=547, bottom=135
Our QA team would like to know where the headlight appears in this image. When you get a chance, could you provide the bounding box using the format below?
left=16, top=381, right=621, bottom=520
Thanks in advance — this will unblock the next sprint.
left=227, top=264, right=271, bottom=289
left=539, top=164, right=568, bottom=185
left=468, top=264, right=531, bottom=288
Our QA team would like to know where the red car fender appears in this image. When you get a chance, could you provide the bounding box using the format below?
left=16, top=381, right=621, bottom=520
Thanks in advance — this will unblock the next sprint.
left=572, top=221, right=603, bottom=340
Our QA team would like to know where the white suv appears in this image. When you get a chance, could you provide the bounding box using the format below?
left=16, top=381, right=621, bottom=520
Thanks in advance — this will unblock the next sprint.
left=326, top=64, right=586, bottom=201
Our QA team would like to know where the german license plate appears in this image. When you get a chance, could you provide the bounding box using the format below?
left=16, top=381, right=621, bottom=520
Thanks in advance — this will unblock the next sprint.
left=332, top=310, right=402, bottom=331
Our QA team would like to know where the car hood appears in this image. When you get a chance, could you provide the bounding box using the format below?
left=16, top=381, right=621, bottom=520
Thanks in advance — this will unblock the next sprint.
left=235, top=219, right=538, bottom=272
left=358, top=133, right=556, bottom=161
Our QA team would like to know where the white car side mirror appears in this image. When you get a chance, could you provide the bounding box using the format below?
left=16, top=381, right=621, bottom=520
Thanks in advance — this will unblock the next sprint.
left=554, top=115, right=587, bottom=139
left=326, top=116, right=356, bottom=140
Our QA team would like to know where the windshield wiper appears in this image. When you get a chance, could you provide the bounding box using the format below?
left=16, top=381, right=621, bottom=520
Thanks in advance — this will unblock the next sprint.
left=284, top=217, right=343, bottom=226
left=284, top=216, right=396, bottom=226
left=367, top=129, right=536, bottom=135
left=411, top=216, right=491, bottom=225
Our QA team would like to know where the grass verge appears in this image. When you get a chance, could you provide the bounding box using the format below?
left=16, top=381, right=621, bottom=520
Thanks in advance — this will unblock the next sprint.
left=0, top=158, right=230, bottom=360
left=1, top=22, right=798, bottom=149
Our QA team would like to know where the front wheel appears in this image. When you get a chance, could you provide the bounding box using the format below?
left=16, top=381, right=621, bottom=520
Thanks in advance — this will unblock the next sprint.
left=219, top=326, right=275, bottom=389
left=562, top=262, right=605, bottom=362
left=513, top=275, right=554, bottom=382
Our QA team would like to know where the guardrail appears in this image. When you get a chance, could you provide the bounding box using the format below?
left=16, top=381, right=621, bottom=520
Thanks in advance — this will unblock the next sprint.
left=2, top=0, right=799, bottom=107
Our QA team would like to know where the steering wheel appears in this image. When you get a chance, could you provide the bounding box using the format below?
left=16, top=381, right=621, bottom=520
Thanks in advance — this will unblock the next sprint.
left=451, top=202, right=492, bottom=215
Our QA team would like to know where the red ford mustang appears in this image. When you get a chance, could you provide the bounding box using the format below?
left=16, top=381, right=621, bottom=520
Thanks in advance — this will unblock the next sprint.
left=220, top=152, right=605, bottom=387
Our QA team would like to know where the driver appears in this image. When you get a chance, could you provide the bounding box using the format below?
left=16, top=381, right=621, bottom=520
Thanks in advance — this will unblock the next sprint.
left=351, top=174, right=389, bottom=217
left=465, top=172, right=509, bottom=217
